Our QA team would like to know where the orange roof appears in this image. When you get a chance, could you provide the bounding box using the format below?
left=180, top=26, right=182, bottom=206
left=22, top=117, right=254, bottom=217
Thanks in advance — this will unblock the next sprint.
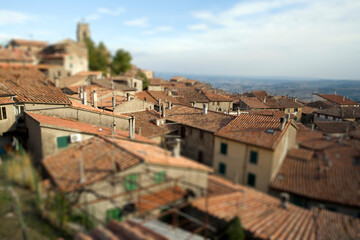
left=203, top=90, right=232, bottom=102
left=0, top=68, right=71, bottom=105
left=109, top=138, right=213, bottom=172
left=0, top=96, right=15, bottom=104
left=235, top=96, right=269, bottom=109
left=317, top=94, right=358, bottom=106
left=75, top=71, right=103, bottom=76
left=43, top=137, right=142, bottom=192
left=215, top=114, right=292, bottom=150
left=0, top=48, right=33, bottom=62
left=11, top=38, right=47, bottom=46
left=167, top=104, right=235, bottom=133
left=26, top=112, right=153, bottom=144
left=195, top=174, right=360, bottom=240
left=137, top=186, right=186, bottom=213
left=270, top=147, right=360, bottom=208
left=70, top=100, right=129, bottom=119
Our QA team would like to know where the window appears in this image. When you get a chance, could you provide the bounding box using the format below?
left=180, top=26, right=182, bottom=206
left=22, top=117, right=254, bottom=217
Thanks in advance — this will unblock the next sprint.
left=0, top=107, right=7, bottom=120
left=250, top=151, right=258, bottom=164
left=154, top=171, right=166, bottom=184
left=180, top=126, right=186, bottom=138
left=106, top=208, right=122, bottom=223
left=69, top=55, right=73, bottom=60
left=217, top=102, right=220, bottom=105
left=219, top=163, right=226, bottom=175
left=212, top=102, right=215, bottom=105
left=197, top=151, right=203, bottom=163
left=220, top=142, right=227, bottom=155
left=247, top=173, right=256, bottom=187
left=57, top=136, right=69, bottom=148
left=69, top=63, right=73, bottom=68
left=294, top=117, right=298, bottom=121
left=199, top=131, right=204, bottom=140
left=134, top=82, right=137, bottom=88
left=125, top=173, right=138, bottom=191
left=294, top=108, right=298, bottom=112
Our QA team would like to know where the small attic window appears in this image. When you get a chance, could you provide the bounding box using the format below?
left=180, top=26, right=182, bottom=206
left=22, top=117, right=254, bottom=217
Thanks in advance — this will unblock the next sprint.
left=266, top=129, right=275, bottom=134
left=278, top=174, right=284, bottom=180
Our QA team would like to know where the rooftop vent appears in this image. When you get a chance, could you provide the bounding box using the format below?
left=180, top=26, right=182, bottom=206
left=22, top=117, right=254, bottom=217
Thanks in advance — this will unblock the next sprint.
left=266, top=129, right=275, bottom=134
left=280, top=192, right=289, bottom=209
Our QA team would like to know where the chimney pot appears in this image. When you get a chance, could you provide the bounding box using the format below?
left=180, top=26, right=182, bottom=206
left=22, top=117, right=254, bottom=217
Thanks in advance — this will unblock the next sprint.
left=285, top=113, right=290, bottom=123
left=83, top=90, right=87, bottom=105
left=168, top=101, right=172, bottom=109
left=126, top=93, right=130, bottom=101
left=93, top=90, right=98, bottom=108
left=279, top=117, right=285, bottom=131
left=203, top=103, right=208, bottom=115
left=128, top=115, right=135, bottom=140
left=162, top=104, right=166, bottom=118
left=112, top=96, right=116, bottom=108
left=237, top=107, right=240, bottom=116
left=280, top=192, right=289, bottom=209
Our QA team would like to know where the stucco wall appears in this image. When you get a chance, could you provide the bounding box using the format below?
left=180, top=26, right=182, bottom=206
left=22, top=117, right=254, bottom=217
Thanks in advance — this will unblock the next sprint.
left=208, top=101, right=232, bottom=112
left=114, top=99, right=154, bottom=114
left=0, top=104, right=16, bottom=135
left=28, top=106, right=129, bottom=130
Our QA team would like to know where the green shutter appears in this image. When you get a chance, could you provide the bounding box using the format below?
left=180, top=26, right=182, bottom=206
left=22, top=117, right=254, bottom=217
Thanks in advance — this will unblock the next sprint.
left=220, top=143, right=228, bottom=155
left=250, top=151, right=258, bottom=164
left=125, top=173, right=138, bottom=191
left=154, top=171, right=166, bottom=184
left=219, top=163, right=226, bottom=175
left=57, top=136, right=69, bottom=149
left=106, top=208, right=122, bottom=223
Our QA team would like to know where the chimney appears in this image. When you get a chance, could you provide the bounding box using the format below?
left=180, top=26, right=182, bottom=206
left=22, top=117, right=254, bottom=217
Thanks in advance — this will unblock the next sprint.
left=279, top=117, right=285, bottom=131
left=192, top=101, right=196, bottom=107
left=263, top=97, right=266, bottom=104
left=294, top=98, right=297, bottom=102
left=334, top=90, right=337, bottom=95
left=79, top=87, right=83, bottom=99
left=172, top=138, right=181, bottom=158
left=280, top=192, right=289, bottom=209
left=203, top=103, right=208, bottom=115
left=54, top=77, right=60, bottom=88
left=237, top=107, right=240, bottom=116
left=112, top=122, right=117, bottom=134
left=168, top=101, right=172, bottom=109
left=79, top=157, right=85, bottom=184
left=112, top=96, right=116, bottom=108
left=162, top=104, right=166, bottom=118
left=343, top=96, right=345, bottom=102
left=129, top=115, right=135, bottom=140
left=126, top=93, right=130, bottom=101
left=286, top=113, right=290, bottom=123
left=93, top=90, right=98, bottom=108
left=83, top=89, right=87, bottom=105
left=311, top=123, right=315, bottom=131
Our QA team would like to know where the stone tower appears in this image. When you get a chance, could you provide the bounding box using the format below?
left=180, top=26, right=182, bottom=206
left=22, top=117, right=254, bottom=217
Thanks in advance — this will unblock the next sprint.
left=77, top=22, right=91, bottom=42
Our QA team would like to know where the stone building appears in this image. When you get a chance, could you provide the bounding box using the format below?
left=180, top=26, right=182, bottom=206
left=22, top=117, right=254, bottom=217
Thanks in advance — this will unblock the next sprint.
left=77, top=22, right=91, bottom=43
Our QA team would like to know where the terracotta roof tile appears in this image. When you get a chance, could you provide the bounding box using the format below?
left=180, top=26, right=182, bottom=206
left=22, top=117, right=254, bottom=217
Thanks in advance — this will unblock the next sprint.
left=270, top=147, right=360, bottom=208
left=235, top=97, right=269, bottom=109
left=0, top=48, right=33, bottom=62
left=11, top=38, right=47, bottom=46
left=195, top=175, right=360, bottom=240
left=135, top=90, right=188, bottom=106
left=250, top=90, right=268, bottom=99
left=70, top=100, right=130, bottom=119
left=275, top=98, right=304, bottom=108
left=0, top=96, right=15, bottom=104
left=317, top=94, right=358, bottom=106
left=248, top=109, right=286, bottom=118
left=215, top=114, right=292, bottom=150
left=166, top=104, right=235, bottom=133
left=176, top=88, right=209, bottom=103
left=0, top=68, right=71, bottom=105
left=315, top=121, right=356, bottom=134
left=314, top=107, right=360, bottom=118
left=137, top=186, right=186, bottom=213
left=203, top=90, right=232, bottom=102
left=306, top=100, right=336, bottom=109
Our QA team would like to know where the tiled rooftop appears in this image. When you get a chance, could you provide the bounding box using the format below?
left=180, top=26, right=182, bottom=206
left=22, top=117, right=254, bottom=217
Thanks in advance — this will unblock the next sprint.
left=317, top=94, right=358, bottom=106
left=44, top=136, right=211, bottom=192
left=215, top=114, right=292, bottom=150
left=135, top=90, right=188, bottom=106
left=0, top=48, right=33, bottom=62
left=123, top=110, right=177, bottom=138
left=275, top=98, right=304, bottom=108
left=306, top=100, right=336, bottom=109
left=314, top=106, right=360, bottom=118
left=235, top=96, right=269, bottom=109
left=270, top=147, right=360, bottom=208
left=194, top=175, right=360, bottom=240
left=166, top=104, right=235, bottom=133
left=203, top=90, right=232, bottom=102
left=315, top=121, right=356, bottom=134
left=76, top=220, right=169, bottom=240
left=248, top=109, right=286, bottom=118
left=137, top=186, right=186, bottom=213
left=55, top=75, right=89, bottom=88
left=11, top=38, right=47, bottom=46
left=0, top=68, right=71, bottom=105
left=176, top=88, right=209, bottom=103
left=0, top=96, right=15, bottom=104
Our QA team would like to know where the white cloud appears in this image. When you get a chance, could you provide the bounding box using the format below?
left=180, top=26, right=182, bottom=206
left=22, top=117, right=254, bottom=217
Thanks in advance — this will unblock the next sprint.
left=188, top=24, right=208, bottom=31
left=0, top=10, right=35, bottom=25
left=86, top=7, right=125, bottom=21
left=123, top=18, right=148, bottom=27
left=143, top=26, right=172, bottom=36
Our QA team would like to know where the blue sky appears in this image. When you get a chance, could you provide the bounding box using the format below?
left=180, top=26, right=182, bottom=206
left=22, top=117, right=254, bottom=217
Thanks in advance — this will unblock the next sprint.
left=1, top=0, right=360, bottom=79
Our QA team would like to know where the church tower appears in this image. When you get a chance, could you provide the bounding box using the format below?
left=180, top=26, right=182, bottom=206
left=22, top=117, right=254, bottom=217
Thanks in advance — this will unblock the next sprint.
left=77, top=22, right=91, bottom=42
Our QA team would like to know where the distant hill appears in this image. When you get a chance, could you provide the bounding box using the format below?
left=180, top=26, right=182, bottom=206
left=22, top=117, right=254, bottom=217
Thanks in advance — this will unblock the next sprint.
left=155, top=71, right=360, bottom=102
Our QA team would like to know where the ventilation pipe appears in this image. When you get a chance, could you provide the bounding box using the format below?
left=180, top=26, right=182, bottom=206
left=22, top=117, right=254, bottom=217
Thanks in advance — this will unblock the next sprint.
left=112, top=122, right=117, bottom=134
left=112, top=96, right=116, bottom=108
left=285, top=113, right=290, bottom=123
left=162, top=104, right=166, bottom=118
left=343, top=96, right=345, bottom=102
left=237, top=108, right=240, bottom=116
left=168, top=101, right=172, bottom=109
left=172, top=138, right=181, bottom=158
left=203, top=103, right=208, bottom=115
left=279, top=117, right=285, bottom=131
left=93, top=90, right=98, bottom=108
left=126, top=93, right=130, bottom=101
left=311, top=123, right=315, bottom=131
left=280, top=192, right=289, bottom=209
left=83, top=89, right=87, bottom=105
left=129, top=115, right=135, bottom=140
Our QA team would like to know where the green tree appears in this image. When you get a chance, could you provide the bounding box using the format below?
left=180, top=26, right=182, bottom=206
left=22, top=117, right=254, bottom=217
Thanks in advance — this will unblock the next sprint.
left=84, top=38, right=110, bottom=74
left=111, top=49, right=132, bottom=76
left=217, top=216, right=245, bottom=240
left=136, top=70, right=149, bottom=90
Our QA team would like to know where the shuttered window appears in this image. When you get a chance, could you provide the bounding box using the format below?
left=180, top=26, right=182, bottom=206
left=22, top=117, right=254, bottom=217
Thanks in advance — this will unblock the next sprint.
left=0, top=107, right=6, bottom=120
left=57, top=136, right=69, bottom=149
left=125, top=173, right=138, bottom=191
left=154, top=171, right=166, bottom=184
left=219, top=163, right=226, bottom=175
left=106, top=208, right=122, bottom=223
